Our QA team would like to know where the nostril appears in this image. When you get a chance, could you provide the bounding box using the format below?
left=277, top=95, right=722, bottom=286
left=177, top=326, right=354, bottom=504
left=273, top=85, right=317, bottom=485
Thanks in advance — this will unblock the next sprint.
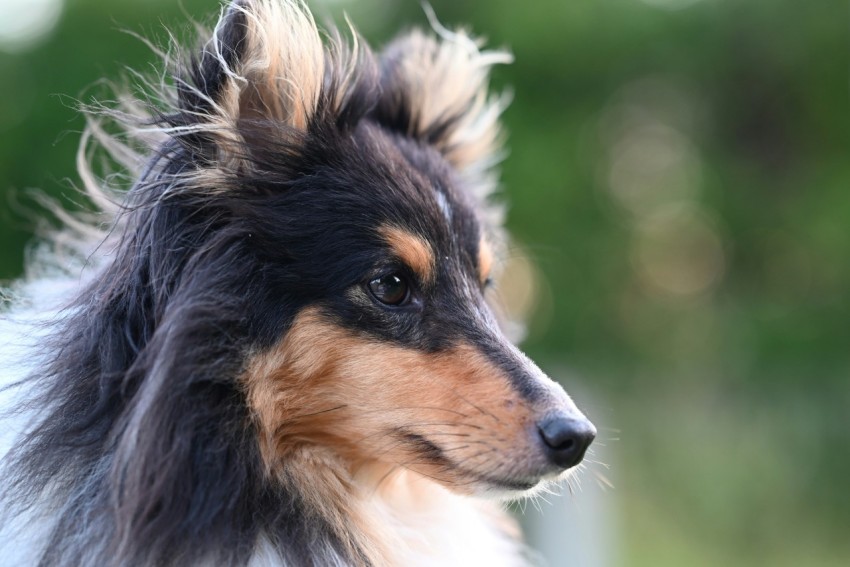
left=541, top=430, right=576, bottom=452
left=537, top=414, right=596, bottom=469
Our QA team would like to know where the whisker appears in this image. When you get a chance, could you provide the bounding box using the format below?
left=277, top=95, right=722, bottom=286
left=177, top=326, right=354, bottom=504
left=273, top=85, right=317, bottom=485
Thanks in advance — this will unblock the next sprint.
left=437, top=441, right=497, bottom=456
left=420, top=432, right=470, bottom=438
left=584, top=458, right=610, bottom=469
left=591, top=469, right=615, bottom=490
left=293, top=404, right=348, bottom=419
left=442, top=444, right=469, bottom=452
left=353, top=405, right=471, bottom=419
left=400, top=422, right=479, bottom=430
left=518, top=498, right=527, bottom=515
left=449, top=391, right=502, bottom=424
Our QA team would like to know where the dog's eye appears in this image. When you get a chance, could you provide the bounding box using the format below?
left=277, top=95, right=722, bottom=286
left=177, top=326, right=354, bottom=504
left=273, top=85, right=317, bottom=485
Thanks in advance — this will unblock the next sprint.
left=368, top=273, right=409, bottom=306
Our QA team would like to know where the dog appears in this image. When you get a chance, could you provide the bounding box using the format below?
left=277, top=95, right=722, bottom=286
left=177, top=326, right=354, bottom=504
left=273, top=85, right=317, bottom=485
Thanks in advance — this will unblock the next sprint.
left=0, top=1, right=596, bottom=565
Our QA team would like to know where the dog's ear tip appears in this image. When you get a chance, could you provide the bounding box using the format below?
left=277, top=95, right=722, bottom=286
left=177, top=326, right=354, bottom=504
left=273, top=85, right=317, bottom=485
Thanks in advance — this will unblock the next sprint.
left=177, top=0, right=325, bottom=132
left=373, top=24, right=510, bottom=179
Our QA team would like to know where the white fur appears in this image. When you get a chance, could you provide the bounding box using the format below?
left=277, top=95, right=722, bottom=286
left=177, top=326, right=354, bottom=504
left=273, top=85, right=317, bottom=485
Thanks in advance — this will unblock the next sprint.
left=243, top=470, right=528, bottom=567
left=365, top=472, right=527, bottom=567
left=0, top=240, right=108, bottom=565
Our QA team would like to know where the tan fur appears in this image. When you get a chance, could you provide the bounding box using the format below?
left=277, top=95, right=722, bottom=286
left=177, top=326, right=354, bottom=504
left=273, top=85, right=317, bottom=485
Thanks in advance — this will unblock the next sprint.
left=109, top=0, right=333, bottom=180
left=379, top=226, right=436, bottom=283
left=74, top=1, right=509, bottom=216
left=231, top=0, right=324, bottom=130
left=243, top=307, right=541, bottom=487
left=242, top=306, right=539, bottom=565
left=479, top=236, right=494, bottom=285
left=276, top=456, right=525, bottom=566
left=277, top=448, right=393, bottom=566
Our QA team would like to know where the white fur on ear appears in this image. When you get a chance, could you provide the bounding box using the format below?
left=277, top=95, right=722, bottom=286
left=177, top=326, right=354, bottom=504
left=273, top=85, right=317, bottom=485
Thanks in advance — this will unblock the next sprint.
left=379, top=10, right=513, bottom=181
left=77, top=0, right=509, bottom=210
left=168, top=0, right=328, bottom=177
left=224, top=0, right=324, bottom=130
left=170, top=0, right=378, bottom=174
left=166, top=0, right=325, bottom=133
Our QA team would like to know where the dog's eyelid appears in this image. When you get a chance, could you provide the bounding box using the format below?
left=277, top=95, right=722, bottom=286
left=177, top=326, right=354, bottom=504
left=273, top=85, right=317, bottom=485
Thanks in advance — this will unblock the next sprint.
left=367, top=259, right=419, bottom=284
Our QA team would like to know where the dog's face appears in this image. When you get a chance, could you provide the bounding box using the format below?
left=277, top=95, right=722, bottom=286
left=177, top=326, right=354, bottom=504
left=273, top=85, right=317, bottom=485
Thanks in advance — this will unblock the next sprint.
left=167, top=1, right=594, bottom=495
left=241, top=123, right=594, bottom=495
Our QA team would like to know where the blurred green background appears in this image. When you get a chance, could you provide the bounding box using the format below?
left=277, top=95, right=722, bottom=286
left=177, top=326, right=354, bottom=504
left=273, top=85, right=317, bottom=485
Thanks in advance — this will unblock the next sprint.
left=0, top=0, right=847, bottom=565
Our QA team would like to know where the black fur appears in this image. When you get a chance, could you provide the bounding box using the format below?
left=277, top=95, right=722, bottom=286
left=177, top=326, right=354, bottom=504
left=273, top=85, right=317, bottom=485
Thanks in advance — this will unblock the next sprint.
left=0, top=4, right=528, bottom=566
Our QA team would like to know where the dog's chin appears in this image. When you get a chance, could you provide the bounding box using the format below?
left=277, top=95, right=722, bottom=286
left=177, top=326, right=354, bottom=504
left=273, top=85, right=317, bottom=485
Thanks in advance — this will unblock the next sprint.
left=474, top=480, right=542, bottom=501
left=456, top=471, right=543, bottom=501
left=465, top=468, right=575, bottom=501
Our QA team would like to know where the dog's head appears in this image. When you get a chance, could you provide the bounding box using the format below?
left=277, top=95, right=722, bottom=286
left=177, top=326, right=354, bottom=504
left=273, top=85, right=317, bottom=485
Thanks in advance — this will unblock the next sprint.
left=118, top=0, right=594, bottom=496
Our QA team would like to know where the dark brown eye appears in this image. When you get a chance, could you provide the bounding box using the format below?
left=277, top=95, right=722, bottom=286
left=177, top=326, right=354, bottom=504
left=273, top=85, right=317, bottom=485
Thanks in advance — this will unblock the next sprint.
left=368, top=273, right=409, bottom=306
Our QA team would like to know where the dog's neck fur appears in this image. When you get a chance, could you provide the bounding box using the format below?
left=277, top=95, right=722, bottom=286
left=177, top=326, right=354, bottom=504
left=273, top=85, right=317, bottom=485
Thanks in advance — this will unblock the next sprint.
left=265, top=448, right=526, bottom=567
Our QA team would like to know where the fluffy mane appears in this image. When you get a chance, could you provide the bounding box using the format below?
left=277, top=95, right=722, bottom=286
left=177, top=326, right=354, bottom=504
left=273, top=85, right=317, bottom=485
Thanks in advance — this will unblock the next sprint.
left=0, top=1, right=515, bottom=566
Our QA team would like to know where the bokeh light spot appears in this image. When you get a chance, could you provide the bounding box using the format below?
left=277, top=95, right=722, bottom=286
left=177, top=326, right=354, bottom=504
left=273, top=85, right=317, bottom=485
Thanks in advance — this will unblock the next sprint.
left=0, top=0, right=64, bottom=53
left=608, top=122, right=702, bottom=217
left=632, top=205, right=726, bottom=298
left=597, top=76, right=706, bottom=221
left=490, top=244, right=553, bottom=344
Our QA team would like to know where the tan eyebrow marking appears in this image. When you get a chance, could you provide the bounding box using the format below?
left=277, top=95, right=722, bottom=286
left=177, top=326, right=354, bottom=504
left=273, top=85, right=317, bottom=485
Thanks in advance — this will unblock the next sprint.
left=379, top=225, right=436, bottom=283
left=479, top=237, right=493, bottom=285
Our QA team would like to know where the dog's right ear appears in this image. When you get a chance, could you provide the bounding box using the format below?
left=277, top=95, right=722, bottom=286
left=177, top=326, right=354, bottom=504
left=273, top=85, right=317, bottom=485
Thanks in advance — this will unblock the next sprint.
left=373, top=27, right=512, bottom=192
left=171, top=0, right=325, bottom=160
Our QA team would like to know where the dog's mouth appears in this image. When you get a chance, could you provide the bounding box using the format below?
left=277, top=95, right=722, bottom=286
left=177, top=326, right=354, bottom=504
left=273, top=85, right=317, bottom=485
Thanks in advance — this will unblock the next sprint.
left=393, top=429, right=571, bottom=495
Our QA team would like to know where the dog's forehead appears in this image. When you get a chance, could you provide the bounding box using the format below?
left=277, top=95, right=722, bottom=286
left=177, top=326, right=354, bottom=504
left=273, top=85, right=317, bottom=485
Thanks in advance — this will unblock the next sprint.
left=346, top=122, right=483, bottom=254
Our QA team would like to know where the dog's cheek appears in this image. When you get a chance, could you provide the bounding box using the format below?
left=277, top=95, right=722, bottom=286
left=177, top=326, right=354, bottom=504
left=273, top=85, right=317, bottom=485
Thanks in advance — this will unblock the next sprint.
left=334, top=344, right=540, bottom=488
left=241, top=307, right=537, bottom=485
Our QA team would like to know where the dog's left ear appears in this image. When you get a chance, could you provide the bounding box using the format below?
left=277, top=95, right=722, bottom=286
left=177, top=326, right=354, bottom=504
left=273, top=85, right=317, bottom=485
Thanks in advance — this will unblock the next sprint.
left=373, top=27, right=512, bottom=187
left=172, top=0, right=325, bottom=161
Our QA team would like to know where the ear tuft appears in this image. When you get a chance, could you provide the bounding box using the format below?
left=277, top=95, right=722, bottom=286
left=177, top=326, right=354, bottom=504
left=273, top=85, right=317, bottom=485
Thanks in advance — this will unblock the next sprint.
left=175, top=0, right=325, bottom=145
left=374, top=25, right=512, bottom=182
left=230, top=0, right=324, bottom=130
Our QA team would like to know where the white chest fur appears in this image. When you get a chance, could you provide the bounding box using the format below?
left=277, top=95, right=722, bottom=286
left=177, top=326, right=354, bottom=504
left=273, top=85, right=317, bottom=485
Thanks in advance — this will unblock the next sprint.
left=354, top=470, right=527, bottom=567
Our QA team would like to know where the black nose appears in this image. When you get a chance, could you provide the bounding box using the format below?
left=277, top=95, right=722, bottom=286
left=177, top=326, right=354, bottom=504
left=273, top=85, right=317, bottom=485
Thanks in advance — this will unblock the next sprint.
left=537, top=414, right=596, bottom=469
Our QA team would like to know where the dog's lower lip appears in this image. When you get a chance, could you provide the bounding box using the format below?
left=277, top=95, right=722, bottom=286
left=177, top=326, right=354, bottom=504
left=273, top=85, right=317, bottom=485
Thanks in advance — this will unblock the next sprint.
left=459, top=468, right=540, bottom=491
left=489, top=477, right=538, bottom=491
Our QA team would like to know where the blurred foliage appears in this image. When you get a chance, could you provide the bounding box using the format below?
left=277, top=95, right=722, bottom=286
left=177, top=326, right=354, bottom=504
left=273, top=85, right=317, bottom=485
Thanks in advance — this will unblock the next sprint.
left=0, top=0, right=847, bottom=565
